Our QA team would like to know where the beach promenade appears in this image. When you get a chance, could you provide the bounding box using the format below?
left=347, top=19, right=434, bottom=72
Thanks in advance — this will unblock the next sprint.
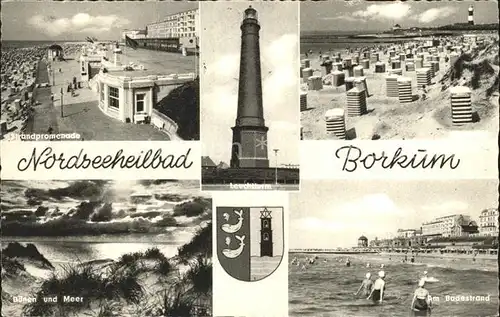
left=30, top=60, right=59, bottom=135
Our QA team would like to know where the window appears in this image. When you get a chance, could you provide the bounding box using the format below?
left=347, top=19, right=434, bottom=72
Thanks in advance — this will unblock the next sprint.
left=136, top=93, right=145, bottom=112
left=109, top=87, right=119, bottom=109
left=263, top=220, right=269, bottom=228
left=263, top=233, right=269, bottom=241
left=100, top=83, right=104, bottom=101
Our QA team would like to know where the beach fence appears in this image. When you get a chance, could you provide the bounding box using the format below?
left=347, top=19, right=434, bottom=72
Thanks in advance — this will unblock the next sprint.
left=450, top=86, right=473, bottom=125
left=325, top=108, right=346, bottom=139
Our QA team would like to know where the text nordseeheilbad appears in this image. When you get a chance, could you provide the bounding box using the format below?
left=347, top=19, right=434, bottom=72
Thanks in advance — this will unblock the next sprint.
left=17, top=147, right=193, bottom=171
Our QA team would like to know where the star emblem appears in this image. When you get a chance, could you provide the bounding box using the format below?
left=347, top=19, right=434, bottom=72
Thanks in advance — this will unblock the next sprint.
left=255, top=135, right=267, bottom=150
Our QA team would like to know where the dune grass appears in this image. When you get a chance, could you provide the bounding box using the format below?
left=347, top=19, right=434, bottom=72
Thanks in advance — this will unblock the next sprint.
left=20, top=225, right=212, bottom=316
left=22, top=260, right=144, bottom=316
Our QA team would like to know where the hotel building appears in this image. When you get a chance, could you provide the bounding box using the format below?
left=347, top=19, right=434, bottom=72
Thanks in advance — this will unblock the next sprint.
left=478, top=208, right=499, bottom=236
left=422, top=214, right=477, bottom=237
left=146, top=9, right=199, bottom=48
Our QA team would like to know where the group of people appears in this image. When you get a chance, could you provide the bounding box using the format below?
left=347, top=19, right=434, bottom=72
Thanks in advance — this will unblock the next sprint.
left=355, top=270, right=387, bottom=304
left=355, top=269, right=434, bottom=316
left=291, top=256, right=318, bottom=269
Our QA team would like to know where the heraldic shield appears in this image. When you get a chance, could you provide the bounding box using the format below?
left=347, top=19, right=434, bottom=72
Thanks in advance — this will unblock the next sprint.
left=216, top=206, right=284, bottom=282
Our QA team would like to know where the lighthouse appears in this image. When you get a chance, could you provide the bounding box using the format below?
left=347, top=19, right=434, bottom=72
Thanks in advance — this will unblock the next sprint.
left=260, top=208, right=273, bottom=257
left=230, top=6, right=270, bottom=168
left=468, top=5, right=474, bottom=25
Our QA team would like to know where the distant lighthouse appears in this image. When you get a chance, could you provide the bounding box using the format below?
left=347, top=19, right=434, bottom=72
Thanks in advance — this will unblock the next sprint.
left=468, top=5, right=474, bottom=25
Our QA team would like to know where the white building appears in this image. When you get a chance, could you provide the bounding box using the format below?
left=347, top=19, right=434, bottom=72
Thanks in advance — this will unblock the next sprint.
left=121, top=29, right=147, bottom=40
left=479, top=208, right=499, bottom=236
left=422, top=214, right=474, bottom=237
left=146, top=9, right=199, bottom=40
left=397, top=229, right=417, bottom=238
left=47, top=44, right=64, bottom=61
left=78, top=43, right=195, bottom=137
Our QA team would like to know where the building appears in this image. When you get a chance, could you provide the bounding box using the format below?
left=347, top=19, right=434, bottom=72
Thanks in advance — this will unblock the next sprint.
left=479, top=208, right=499, bottom=236
left=397, top=229, right=418, bottom=238
left=121, top=29, right=147, bottom=40
left=146, top=9, right=199, bottom=40
left=47, top=44, right=64, bottom=61
left=201, top=156, right=217, bottom=171
left=231, top=6, right=269, bottom=168
left=78, top=43, right=195, bottom=136
left=357, top=236, right=368, bottom=247
left=201, top=6, right=299, bottom=188
left=421, top=214, right=475, bottom=237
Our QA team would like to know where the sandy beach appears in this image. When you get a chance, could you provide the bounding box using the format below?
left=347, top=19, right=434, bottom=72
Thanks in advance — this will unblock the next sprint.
left=300, top=35, right=499, bottom=140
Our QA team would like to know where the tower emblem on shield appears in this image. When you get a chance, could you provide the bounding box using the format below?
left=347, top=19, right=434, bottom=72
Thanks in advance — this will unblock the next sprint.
left=216, top=206, right=284, bottom=282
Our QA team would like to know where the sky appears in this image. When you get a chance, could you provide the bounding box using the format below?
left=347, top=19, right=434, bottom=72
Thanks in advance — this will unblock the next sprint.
left=200, top=2, right=300, bottom=167
left=1, top=2, right=198, bottom=41
left=290, top=179, right=499, bottom=249
left=301, top=0, right=500, bottom=33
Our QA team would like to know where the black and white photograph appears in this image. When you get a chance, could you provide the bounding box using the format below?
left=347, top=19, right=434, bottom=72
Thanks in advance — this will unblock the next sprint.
left=200, top=2, right=300, bottom=191
left=1, top=180, right=212, bottom=317
left=299, top=1, right=499, bottom=140
left=289, top=179, right=498, bottom=317
left=1, top=2, right=200, bottom=141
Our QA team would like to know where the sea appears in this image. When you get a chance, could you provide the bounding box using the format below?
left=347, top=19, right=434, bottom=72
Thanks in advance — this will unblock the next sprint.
left=1, top=40, right=87, bottom=49
left=289, top=253, right=498, bottom=317
left=1, top=239, right=181, bottom=268
left=1, top=180, right=209, bottom=276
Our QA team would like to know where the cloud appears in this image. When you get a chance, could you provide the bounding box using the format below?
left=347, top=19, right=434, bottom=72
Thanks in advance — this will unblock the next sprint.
left=28, top=13, right=130, bottom=37
left=292, top=217, right=351, bottom=231
left=339, top=193, right=403, bottom=218
left=416, top=7, right=458, bottom=23
left=321, top=16, right=361, bottom=22
left=352, top=3, right=412, bottom=21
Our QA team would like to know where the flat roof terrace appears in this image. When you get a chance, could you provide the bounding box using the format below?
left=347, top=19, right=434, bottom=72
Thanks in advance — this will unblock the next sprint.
left=105, top=48, right=197, bottom=78
left=32, top=46, right=198, bottom=141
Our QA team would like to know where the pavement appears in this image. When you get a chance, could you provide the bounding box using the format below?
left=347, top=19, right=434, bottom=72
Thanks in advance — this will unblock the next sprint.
left=31, top=59, right=60, bottom=135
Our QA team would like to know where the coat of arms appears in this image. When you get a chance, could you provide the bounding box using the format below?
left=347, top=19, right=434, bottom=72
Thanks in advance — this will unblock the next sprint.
left=216, top=206, right=284, bottom=282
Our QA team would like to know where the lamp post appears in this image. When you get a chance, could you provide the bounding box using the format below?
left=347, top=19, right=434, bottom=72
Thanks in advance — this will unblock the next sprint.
left=60, top=88, right=64, bottom=118
left=273, top=149, right=279, bottom=186
left=52, top=69, right=55, bottom=86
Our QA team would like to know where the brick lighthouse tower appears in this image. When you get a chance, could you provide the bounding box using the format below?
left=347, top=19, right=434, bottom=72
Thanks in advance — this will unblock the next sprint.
left=230, top=6, right=270, bottom=168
